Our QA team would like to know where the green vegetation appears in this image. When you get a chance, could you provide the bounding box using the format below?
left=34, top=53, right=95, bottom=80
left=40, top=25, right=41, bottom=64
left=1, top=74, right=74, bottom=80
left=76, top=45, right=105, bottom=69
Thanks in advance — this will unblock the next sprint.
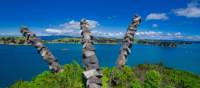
left=51, top=38, right=80, bottom=44
left=10, top=62, right=200, bottom=88
left=0, top=36, right=47, bottom=45
left=137, top=39, right=192, bottom=47
left=144, top=70, right=161, bottom=88
left=10, top=62, right=84, bottom=88
left=51, top=37, right=120, bottom=44
left=0, top=36, right=193, bottom=46
left=0, top=37, right=120, bottom=45
left=0, top=36, right=27, bottom=45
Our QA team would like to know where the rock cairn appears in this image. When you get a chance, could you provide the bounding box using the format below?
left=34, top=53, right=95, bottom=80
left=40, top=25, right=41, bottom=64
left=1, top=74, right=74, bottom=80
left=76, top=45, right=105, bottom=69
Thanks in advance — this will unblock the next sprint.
left=80, top=19, right=102, bottom=88
left=20, top=27, right=64, bottom=73
left=116, top=15, right=141, bottom=70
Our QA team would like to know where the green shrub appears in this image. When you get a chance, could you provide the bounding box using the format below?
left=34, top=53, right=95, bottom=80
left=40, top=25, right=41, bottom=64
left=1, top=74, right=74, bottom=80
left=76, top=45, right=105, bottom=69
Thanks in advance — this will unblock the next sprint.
left=131, top=79, right=142, bottom=88
left=10, top=63, right=200, bottom=88
left=10, top=62, right=84, bottom=88
left=144, top=70, right=161, bottom=88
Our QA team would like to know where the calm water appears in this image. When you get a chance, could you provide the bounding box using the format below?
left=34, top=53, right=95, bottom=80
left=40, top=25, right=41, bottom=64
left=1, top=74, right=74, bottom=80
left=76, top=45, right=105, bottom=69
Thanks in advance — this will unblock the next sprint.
left=0, top=43, right=200, bottom=87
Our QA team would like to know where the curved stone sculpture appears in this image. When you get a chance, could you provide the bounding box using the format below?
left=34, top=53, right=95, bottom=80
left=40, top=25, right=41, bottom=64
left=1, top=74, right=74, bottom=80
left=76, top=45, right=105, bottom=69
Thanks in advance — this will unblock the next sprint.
left=20, top=27, right=64, bottom=73
left=116, top=15, right=141, bottom=70
left=80, top=19, right=102, bottom=88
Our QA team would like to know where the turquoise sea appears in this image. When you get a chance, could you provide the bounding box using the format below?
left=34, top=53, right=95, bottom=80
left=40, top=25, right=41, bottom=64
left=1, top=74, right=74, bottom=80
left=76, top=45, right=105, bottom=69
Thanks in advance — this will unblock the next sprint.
left=0, top=43, right=200, bottom=87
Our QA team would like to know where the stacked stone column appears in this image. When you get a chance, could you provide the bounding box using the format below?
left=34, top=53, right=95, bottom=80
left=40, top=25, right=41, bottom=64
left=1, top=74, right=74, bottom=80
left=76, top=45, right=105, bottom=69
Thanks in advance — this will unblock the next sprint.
left=80, top=19, right=102, bottom=88
left=117, top=15, right=141, bottom=70
left=20, top=27, right=64, bottom=73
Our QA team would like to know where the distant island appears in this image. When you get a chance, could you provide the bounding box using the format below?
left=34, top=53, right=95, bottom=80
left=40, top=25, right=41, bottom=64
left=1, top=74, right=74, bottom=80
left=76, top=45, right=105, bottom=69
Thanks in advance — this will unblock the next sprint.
left=0, top=36, right=194, bottom=47
left=0, top=36, right=27, bottom=45
left=136, top=39, right=193, bottom=48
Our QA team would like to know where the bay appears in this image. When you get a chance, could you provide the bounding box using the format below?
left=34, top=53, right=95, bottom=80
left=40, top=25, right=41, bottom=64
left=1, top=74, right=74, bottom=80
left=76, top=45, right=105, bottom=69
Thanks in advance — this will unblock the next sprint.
left=0, top=43, right=200, bottom=87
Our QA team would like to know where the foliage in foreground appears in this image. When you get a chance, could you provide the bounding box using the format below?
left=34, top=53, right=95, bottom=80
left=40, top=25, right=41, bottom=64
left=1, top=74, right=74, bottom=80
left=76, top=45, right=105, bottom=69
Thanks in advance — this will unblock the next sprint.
left=10, top=62, right=200, bottom=88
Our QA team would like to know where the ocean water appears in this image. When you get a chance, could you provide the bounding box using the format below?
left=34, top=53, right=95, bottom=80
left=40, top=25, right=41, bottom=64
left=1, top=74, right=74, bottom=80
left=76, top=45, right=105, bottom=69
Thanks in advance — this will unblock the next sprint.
left=0, top=43, right=200, bottom=87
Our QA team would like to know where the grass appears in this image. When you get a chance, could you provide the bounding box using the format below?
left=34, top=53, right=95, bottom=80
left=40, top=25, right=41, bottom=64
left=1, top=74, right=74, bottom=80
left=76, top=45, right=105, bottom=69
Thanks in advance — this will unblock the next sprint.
left=10, top=62, right=200, bottom=88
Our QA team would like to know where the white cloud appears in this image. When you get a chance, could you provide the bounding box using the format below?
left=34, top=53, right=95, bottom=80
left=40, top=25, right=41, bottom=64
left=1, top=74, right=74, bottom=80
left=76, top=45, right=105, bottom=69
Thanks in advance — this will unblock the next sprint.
left=44, top=25, right=200, bottom=41
left=146, top=13, right=168, bottom=20
left=46, top=28, right=75, bottom=34
left=187, top=35, right=200, bottom=41
left=152, top=24, right=158, bottom=28
left=136, top=31, right=162, bottom=36
left=173, top=2, right=200, bottom=18
left=91, top=30, right=124, bottom=38
left=92, top=31, right=185, bottom=39
left=59, top=20, right=80, bottom=30
left=92, top=30, right=200, bottom=41
left=135, top=31, right=185, bottom=40
left=86, top=20, right=100, bottom=29
left=174, top=32, right=181, bottom=36
left=45, top=19, right=99, bottom=35
left=0, top=32, right=19, bottom=36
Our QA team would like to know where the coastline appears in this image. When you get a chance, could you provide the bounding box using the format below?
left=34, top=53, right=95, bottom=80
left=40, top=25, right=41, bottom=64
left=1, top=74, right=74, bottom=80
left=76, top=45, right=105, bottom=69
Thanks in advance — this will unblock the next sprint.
left=0, top=36, right=195, bottom=47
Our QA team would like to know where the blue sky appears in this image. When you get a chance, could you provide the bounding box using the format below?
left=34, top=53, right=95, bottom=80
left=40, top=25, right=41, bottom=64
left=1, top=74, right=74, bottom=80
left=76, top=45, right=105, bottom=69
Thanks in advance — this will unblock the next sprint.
left=0, top=0, right=200, bottom=40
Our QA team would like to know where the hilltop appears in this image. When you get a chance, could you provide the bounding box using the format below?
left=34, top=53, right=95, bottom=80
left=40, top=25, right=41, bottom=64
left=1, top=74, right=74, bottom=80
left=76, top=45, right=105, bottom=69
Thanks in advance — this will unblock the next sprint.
left=10, top=62, right=200, bottom=88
